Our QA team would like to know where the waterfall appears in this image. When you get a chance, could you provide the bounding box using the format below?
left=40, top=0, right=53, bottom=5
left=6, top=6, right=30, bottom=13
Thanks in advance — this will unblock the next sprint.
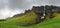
left=41, top=5, right=46, bottom=19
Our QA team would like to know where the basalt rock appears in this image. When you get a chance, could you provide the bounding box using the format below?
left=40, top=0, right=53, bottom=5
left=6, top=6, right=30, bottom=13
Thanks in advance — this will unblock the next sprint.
left=31, top=5, right=60, bottom=23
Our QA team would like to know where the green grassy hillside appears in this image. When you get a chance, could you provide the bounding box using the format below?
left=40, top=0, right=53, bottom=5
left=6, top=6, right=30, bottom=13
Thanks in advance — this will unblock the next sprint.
left=0, top=12, right=60, bottom=28
left=29, top=13, right=60, bottom=28
left=0, top=12, right=38, bottom=28
left=29, top=17, right=60, bottom=28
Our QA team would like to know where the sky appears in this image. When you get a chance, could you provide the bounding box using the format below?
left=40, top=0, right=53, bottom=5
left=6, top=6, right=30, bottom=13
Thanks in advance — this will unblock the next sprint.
left=0, top=0, right=60, bottom=19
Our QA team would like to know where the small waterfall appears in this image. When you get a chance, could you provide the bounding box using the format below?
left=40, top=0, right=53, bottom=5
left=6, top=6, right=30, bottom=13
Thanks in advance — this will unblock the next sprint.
left=41, top=5, right=45, bottom=19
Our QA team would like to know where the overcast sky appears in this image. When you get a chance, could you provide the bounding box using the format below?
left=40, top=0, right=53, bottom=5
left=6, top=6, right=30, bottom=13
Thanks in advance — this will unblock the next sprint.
left=0, top=0, right=60, bottom=19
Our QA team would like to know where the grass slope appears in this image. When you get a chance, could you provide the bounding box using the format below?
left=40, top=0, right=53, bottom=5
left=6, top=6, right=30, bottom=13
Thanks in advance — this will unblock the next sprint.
left=29, top=17, right=60, bottom=28
left=0, top=12, right=60, bottom=28
left=29, top=13, right=60, bottom=28
left=0, top=12, right=38, bottom=28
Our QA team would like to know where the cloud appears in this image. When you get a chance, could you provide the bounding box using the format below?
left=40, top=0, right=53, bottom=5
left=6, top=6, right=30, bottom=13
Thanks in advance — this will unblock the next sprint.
left=0, top=8, right=24, bottom=19
left=0, top=0, right=60, bottom=19
left=9, top=0, right=60, bottom=9
left=9, top=0, right=33, bottom=9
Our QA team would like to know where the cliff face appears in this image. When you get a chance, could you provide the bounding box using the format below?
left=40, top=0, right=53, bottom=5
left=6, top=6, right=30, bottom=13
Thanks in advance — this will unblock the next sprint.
left=45, top=5, right=60, bottom=13
left=32, top=5, right=60, bottom=14
left=32, top=5, right=60, bottom=21
left=32, top=6, right=44, bottom=17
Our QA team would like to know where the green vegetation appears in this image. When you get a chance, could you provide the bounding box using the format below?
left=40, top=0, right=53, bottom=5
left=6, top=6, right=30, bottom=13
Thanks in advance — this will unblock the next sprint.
left=29, top=17, right=60, bottom=28
left=0, top=12, right=37, bottom=28
left=0, top=12, right=60, bottom=28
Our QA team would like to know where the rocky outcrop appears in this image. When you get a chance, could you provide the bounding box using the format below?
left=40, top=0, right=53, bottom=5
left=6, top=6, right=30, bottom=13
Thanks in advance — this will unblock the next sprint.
left=31, top=5, right=60, bottom=23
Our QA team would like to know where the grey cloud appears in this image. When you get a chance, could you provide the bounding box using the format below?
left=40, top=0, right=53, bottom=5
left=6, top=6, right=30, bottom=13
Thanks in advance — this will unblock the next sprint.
left=0, top=0, right=4, bottom=9
left=9, top=0, right=60, bottom=9
left=0, top=0, right=60, bottom=19
left=9, top=0, right=33, bottom=9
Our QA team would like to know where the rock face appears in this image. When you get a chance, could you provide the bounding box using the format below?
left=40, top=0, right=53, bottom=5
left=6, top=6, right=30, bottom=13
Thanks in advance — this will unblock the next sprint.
left=32, top=5, right=60, bottom=18
left=45, top=5, right=60, bottom=19
left=32, top=6, right=45, bottom=23
left=45, top=5, right=60, bottom=13
left=32, top=6, right=44, bottom=17
left=31, top=5, right=60, bottom=23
